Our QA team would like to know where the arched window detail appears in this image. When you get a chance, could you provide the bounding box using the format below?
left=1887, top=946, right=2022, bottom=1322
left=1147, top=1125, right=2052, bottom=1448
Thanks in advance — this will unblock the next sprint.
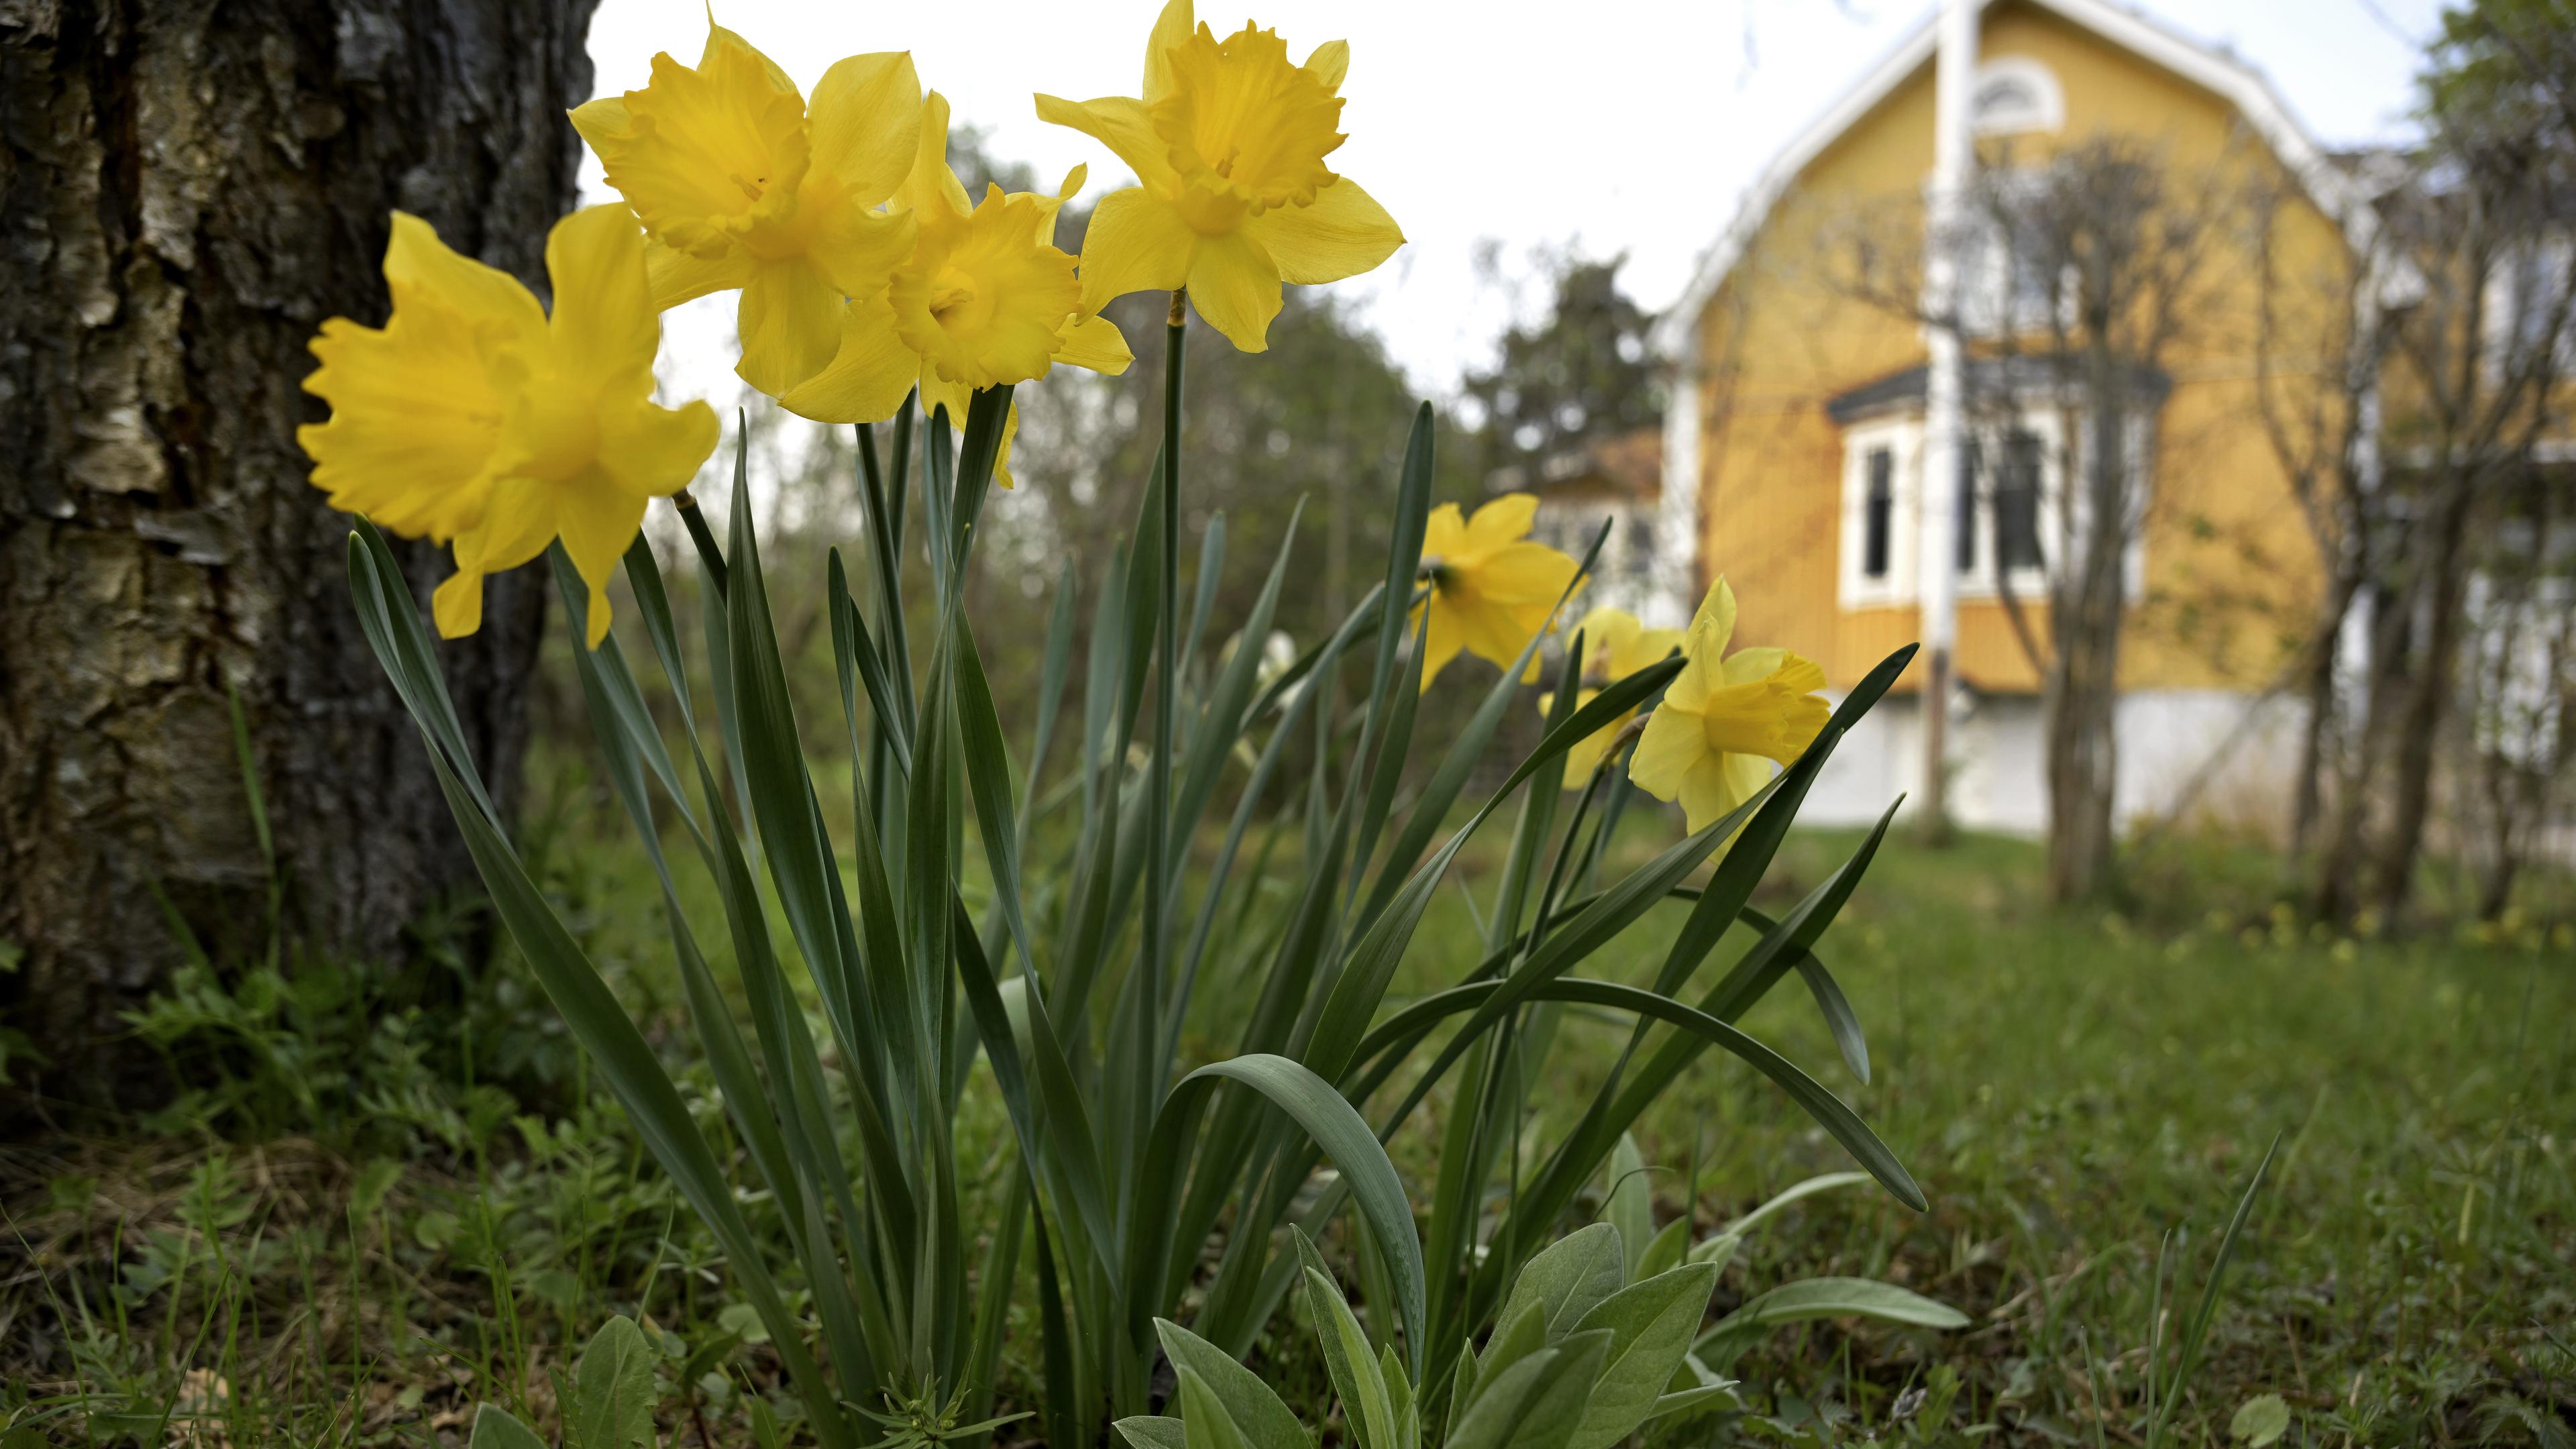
left=1971, top=55, right=2064, bottom=136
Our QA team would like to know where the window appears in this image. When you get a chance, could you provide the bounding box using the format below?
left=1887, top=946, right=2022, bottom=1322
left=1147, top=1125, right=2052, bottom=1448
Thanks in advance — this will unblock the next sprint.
left=1970, top=56, right=2064, bottom=137
left=1863, top=448, right=1894, bottom=580
left=1955, top=208, right=2061, bottom=337
left=1996, top=430, right=2045, bottom=571
left=1625, top=513, right=1656, bottom=578
left=1956, top=439, right=1980, bottom=574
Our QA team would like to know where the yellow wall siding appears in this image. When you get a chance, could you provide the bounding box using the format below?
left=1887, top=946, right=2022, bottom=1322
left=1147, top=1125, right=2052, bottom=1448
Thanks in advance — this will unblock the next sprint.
left=1691, top=0, right=2349, bottom=696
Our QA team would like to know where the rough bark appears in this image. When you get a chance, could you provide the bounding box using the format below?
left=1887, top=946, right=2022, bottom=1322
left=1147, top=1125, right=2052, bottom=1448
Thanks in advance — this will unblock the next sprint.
left=2043, top=346, right=2127, bottom=903
left=0, top=0, right=597, bottom=1102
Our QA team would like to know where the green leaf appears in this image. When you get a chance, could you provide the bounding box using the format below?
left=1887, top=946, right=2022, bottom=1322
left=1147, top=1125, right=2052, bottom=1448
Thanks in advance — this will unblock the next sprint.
left=1634, top=1216, right=1693, bottom=1284
left=468, top=1405, right=549, bottom=1449
left=1177, top=1367, right=1252, bottom=1449
left=1151, top=1320, right=1312, bottom=1449
left=1443, top=1331, right=1604, bottom=1449
left=1134, top=1056, right=1425, bottom=1375
left=1493, top=1223, right=1624, bottom=1348
left=1565, top=1262, right=1720, bottom=1449
left=1116, top=1419, right=1190, bottom=1449
left=1642, top=1353, right=1735, bottom=1423
left=1378, top=1342, right=1417, bottom=1449
left=1293, top=1234, right=1394, bottom=1449
left=573, top=1315, right=658, bottom=1449
left=1475, top=1300, right=1548, bottom=1385
left=1693, top=1277, right=1970, bottom=1368
left=1603, top=1135, right=1655, bottom=1285
left=2231, top=1394, right=2292, bottom=1446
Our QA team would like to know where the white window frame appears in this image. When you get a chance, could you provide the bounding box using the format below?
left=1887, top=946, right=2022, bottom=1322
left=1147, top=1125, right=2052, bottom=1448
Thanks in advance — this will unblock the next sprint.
left=1955, top=410, right=2065, bottom=602
left=1970, top=55, right=2065, bottom=138
left=1839, top=417, right=1921, bottom=610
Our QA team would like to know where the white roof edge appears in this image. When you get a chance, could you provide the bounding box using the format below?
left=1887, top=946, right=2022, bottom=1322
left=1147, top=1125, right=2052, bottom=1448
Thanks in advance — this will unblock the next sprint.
left=1649, top=0, right=2378, bottom=359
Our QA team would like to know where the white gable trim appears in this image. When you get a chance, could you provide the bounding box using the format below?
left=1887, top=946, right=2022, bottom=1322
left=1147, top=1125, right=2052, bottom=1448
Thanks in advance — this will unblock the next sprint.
left=1648, top=0, right=2379, bottom=623
left=1652, top=0, right=2372, bottom=360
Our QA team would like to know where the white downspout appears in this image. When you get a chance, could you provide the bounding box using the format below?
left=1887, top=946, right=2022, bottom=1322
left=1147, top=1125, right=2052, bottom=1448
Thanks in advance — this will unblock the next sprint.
left=1919, top=0, right=1980, bottom=829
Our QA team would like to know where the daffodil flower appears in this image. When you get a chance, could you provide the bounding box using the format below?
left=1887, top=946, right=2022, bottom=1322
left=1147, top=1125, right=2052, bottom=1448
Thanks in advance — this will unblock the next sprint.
left=1628, top=580, right=1831, bottom=834
left=571, top=23, right=922, bottom=400
left=299, top=205, right=718, bottom=648
left=1540, top=608, right=1686, bottom=786
left=1036, top=0, right=1404, bottom=352
left=1411, top=494, right=1584, bottom=692
left=780, top=93, right=1133, bottom=485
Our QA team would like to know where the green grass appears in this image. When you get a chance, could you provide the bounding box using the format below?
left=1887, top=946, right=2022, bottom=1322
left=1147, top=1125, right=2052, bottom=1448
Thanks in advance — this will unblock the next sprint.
left=7, top=818, right=2572, bottom=1446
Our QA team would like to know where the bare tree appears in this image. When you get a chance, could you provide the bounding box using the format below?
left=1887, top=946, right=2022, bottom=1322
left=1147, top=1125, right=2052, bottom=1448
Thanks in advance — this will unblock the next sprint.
left=1827, top=138, right=2233, bottom=900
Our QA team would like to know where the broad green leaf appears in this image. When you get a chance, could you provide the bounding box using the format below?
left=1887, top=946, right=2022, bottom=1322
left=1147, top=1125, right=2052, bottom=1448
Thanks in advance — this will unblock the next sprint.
left=1498, top=1330, right=1607, bottom=1449
left=468, top=1405, right=548, bottom=1449
left=1378, top=1342, right=1417, bottom=1449
left=1693, top=1277, right=1969, bottom=1368
left=573, top=1315, right=657, bottom=1449
left=1152, top=1320, right=1311, bottom=1449
left=1493, top=1223, right=1624, bottom=1347
left=1635, top=1216, right=1693, bottom=1283
left=1116, top=1419, right=1189, bottom=1449
left=1177, top=1367, right=1253, bottom=1449
left=1475, top=1300, right=1548, bottom=1386
left=1293, top=1234, right=1394, bottom=1449
left=1603, top=1135, right=1654, bottom=1285
left=1566, top=1262, right=1721, bottom=1449
left=2231, top=1394, right=2291, bottom=1446
left=1442, top=1330, right=1602, bottom=1449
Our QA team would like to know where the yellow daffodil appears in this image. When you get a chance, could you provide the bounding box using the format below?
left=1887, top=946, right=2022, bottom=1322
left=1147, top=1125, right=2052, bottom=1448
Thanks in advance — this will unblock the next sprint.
left=299, top=205, right=718, bottom=649
left=571, top=23, right=921, bottom=400
left=1411, top=494, right=1583, bottom=692
left=1540, top=608, right=1686, bottom=786
left=1628, top=580, right=1831, bottom=834
left=1036, top=0, right=1404, bottom=352
left=779, top=93, right=1133, bottom=485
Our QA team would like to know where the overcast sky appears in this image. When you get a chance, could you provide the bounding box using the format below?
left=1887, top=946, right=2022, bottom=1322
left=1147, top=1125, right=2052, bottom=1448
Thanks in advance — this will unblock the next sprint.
left=584, top=0, right=2449, bottom=406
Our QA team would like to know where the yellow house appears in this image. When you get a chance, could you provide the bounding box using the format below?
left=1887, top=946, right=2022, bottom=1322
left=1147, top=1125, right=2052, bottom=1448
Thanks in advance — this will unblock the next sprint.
left=1650, top=0, right=2380, bottom=833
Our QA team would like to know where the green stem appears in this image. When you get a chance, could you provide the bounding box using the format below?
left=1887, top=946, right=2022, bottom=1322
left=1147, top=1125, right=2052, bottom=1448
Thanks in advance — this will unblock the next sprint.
left=671, top=488, right=729, bottom=598
left=1146, top=295, right=1185, bottom=1100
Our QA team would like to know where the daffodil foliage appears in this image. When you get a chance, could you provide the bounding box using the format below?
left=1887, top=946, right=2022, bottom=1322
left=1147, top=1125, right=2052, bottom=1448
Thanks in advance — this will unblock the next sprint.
left=327, top=9, right=1929, bottom=1448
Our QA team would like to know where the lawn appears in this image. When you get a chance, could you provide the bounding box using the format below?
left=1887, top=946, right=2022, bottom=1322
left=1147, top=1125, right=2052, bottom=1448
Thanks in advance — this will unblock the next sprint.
left=5, top=812, right=2570, bottom=1446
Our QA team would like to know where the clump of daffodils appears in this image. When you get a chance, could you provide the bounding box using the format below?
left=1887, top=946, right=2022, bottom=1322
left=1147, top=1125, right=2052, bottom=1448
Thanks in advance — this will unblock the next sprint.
left=295, top=5, right=1828, bottom=818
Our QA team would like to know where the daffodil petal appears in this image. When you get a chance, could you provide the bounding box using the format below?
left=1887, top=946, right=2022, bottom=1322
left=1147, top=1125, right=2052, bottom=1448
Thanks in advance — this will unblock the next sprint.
left=735, top=258, right=846, bottom=398
left=1464, top=494, right=1540, bottom=555
left=1142, top=0, right=1195, bottom=101
left=806, top=204, right=918, bottom=304
left=1415, top=599, right=1467, bottom=693
left=1303, top=38, right=1350, bottom=91
left=1472, top=541, right=1582, bottom=606
left=1628, top=704, right=1701, bottom=806
left=646, top=237, right=757, bottom=309
left=544, top=205, right=660, bottom=392
left=895, top=92, right=975, bottom=219
left=1678, top=755, right=1744, bottom=836
left=1055, top=313, right=1134, bottom=374
left=1075, top=186, right=1195, bottom=313
left=780, top=294, right=920, bottom=424
left=1242, top=176, right=1403, bottom=286
left=433, top=566, right=486, bottom=639
left=1036, top=95, right=1178, bottom=189
left=299, top=311, right=501, bottom=541
left=807, top=51, right=920, bottom=203
left=1184, top=228, right=1284, bottom=352
left=599, top=397, right=719, bottom=498
left=385, top=212, right=547, bottom=344
left=1421, top=502, right=1468, bottom=561
left=1693, top=577, right=1738, bottom=655
left=552, top=466, right=652, bottom=648
left=577, top=38, right=808, bottom=248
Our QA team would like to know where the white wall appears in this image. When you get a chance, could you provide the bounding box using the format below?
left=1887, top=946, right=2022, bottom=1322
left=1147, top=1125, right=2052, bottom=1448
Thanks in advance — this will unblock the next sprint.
left=1790, top=688, right=2304, bottom=838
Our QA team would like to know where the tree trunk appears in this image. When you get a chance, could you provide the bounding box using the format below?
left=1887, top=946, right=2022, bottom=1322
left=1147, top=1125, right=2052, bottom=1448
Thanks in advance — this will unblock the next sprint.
left=2044, top=349, right=2127, bottom=903
left=2370, top=476, right=2475, bottom=918
left=0, top=0, right=597, bottom=1104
